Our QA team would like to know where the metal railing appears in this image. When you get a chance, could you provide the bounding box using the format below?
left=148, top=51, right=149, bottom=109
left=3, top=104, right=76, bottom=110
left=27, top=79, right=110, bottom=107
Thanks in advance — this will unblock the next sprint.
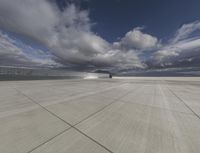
left=0, top=66, right=110, bottom=80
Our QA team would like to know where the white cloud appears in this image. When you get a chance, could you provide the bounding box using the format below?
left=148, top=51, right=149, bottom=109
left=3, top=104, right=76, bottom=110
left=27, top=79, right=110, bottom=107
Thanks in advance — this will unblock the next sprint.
left=150, top=36, right=200, bottom=67
left=0, top=0, right=101, bottom=65
left=0, top=0, right=60, bottom=44
left=115, top=27, right=158, bottom=50
left=0, top=0, right=199, bottom=71
left=0, top=31, right=58, bottom=67
left=94, top=49, right=145, bottom=68
left=0, top=0, right=146, bottom=70
left=172, top=21, right=200, bottom=43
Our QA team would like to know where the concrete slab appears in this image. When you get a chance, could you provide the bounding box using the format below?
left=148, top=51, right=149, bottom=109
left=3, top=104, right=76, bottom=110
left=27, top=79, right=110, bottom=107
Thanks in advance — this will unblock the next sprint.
left=15, top=79, right=124, bottom=106
left=76, top=101, right=200, bottom=153
left=167, top=83, right=200, bottom=117
left=97, top=83, right=141, bottom=100
left=0, top=107, right=69, bottom=153
left=0, top=85, right=69, bottom=153
left=120, top=84, right=155, bottom=104
left=0, top=87, right=38, bottom=118
left=0, top=78, right=200, bottom=153
left=31, top=129, right=110, bottom=153
left=45, top=94, right=115, bottom=125
left=121, top=84, right=192, bottom=114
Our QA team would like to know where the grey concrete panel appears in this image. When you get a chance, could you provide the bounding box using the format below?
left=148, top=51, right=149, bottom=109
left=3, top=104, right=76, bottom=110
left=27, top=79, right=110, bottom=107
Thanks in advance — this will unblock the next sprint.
left=31, top=129, right=110, bottom=153
left=77, top=100, right=200, bottom=153
left=0, top=108, right=69, bottom=153
left=1, top=78, right=200, bottom=153
left=0, top=87, right=38, bottom=118
left=121, top=84, right=192, bottom=114
left=46, top=94, right=115, bottom=125
left=15, top=80, right=123, bottom=106
left=167, top=83, right=200, bottom=117
left=0, top=85, right=69, bottom=153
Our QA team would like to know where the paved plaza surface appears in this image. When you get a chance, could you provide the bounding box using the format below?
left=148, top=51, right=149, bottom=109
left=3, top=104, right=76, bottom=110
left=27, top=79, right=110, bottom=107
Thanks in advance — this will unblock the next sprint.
left=0, top=77, right=200, bottom=153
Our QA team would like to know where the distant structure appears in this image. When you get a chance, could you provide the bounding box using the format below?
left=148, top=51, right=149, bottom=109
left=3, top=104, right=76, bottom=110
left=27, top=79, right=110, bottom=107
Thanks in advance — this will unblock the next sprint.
left=94, top=69, right=112, bottom=79
left=0, top=66, right=110, bottom=80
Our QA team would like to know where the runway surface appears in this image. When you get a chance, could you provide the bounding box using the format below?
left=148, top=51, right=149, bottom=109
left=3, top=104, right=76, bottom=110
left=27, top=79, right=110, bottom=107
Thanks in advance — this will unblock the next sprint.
left=0, top=77, right=200, bottom=153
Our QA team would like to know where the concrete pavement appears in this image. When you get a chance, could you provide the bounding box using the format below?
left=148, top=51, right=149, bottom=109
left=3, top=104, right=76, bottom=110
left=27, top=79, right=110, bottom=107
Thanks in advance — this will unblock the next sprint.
left=0, top=77, right=200, bottom=153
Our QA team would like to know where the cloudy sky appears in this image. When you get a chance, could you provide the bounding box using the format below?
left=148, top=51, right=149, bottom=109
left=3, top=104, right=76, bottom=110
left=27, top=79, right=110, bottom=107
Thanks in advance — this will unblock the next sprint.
left=0, top=0, right=200, bottom=73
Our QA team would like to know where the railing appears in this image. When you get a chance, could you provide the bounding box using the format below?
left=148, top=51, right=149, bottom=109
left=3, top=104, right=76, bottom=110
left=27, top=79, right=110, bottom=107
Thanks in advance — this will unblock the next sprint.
left=0, top=66, right=110, bottom=80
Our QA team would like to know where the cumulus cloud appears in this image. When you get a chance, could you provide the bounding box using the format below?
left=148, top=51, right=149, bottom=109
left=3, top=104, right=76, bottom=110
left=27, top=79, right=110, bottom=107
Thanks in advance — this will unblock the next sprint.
left=0, top=31, right=58, bottom=67
left=94, top=49, right=145, bottom=69
left=149, top=21, right=200, bottom=68
left=0, top=0, right=146, bottom=70
left=0, top=0, right=60, bottom=44
left=0, top=0, right=199, bottom=72
left=150, top=38, right=200, bottom=67
left=0, top=0, right=99, bottom=64
left=114, top=27, right=159, bottom=50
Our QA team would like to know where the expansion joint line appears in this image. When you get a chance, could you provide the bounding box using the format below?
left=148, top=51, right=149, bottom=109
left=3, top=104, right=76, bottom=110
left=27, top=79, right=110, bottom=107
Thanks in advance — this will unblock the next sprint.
left=15, top=88, right=114, bottom=153
left=16, top=83, right=143, bottom=153
left=165, top=82, right=200, bottom=120
left=74, top=84, right=145, bottom=127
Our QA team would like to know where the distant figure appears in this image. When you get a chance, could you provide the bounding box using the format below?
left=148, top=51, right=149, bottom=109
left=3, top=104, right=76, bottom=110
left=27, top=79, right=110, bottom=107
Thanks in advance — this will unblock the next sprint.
left=109, top=74, right=112, bottom=78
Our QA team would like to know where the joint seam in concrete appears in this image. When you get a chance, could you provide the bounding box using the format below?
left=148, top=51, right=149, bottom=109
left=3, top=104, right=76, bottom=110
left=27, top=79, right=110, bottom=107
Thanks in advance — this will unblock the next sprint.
left=166, top=84, right=200, bottom=120
left=15, top=84, right=143, bottom=153
left=14, top=88, right=115, bottom=153
left=27, top=127, right=71, bottom=153
left=73, top=85, right=144, bottom=126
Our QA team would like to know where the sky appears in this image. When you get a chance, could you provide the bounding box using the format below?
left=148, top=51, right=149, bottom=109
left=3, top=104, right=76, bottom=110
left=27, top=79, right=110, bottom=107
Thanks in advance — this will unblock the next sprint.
left=0, top=0, right=200, bottom=73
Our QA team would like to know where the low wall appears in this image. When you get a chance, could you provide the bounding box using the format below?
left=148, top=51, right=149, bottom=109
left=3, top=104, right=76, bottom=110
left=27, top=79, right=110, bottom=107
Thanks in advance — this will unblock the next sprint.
left=0, top=66, right=110, bottom=80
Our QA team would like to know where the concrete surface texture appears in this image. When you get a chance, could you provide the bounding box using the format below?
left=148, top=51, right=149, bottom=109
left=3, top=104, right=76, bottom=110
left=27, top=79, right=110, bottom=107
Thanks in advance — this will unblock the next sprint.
left=0, top=77, right=200, bottom=153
